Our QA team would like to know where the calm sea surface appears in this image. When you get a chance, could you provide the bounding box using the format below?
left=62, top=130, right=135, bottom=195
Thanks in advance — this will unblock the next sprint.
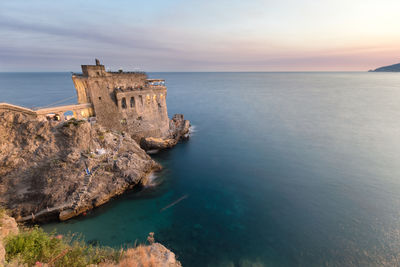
left=1, top=72, right=400, bottom=266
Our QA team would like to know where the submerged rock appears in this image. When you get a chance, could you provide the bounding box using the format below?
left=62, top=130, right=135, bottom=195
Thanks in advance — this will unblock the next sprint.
left=0, top=110, right=161, bottom=222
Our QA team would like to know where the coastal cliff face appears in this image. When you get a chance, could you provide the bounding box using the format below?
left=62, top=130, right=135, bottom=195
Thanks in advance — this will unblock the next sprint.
left=0, top=110, right=161, bottom=222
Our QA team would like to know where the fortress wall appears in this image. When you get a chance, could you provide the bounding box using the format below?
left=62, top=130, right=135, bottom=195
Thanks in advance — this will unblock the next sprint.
left=0, top=103, right=37, bottom=116
left=86, top=79, right=123, bottom=131
left=72, top=77, right=90, bottom=104
left=106, top=73, right=148, bottom=89
left=116, top=87, right=169, bottom=138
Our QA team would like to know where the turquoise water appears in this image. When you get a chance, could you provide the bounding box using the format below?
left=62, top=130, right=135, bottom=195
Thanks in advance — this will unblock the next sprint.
left=2, top=72, right=400, bottom=266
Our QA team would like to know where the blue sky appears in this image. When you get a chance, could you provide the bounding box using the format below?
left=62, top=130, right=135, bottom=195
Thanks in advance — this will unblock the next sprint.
left=1, top=0, right=399, bottom=71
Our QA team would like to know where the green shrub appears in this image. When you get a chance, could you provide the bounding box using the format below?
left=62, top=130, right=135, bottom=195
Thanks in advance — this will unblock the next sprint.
left=5, top=227, right=65, bottom=265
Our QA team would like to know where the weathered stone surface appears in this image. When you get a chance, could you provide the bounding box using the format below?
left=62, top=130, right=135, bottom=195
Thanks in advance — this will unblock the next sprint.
left=0, top=110, right=161, bottom=223
left=140, top=137, right=177, bottom=150
left=0, top=214, right=18, bottom=265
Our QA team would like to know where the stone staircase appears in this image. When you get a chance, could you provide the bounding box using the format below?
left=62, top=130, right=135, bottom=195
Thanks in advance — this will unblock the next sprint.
left=71, top=173, right=91, bottom=210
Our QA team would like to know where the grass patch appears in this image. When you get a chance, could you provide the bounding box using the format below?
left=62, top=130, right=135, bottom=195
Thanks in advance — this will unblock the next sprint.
left=5, top=227, right=122, bottom=267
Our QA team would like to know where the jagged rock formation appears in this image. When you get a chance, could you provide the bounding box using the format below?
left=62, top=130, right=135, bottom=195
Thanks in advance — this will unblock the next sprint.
left=141, top=114, right=190, bottom=151
left=369, top=62, right=400, bottom=72
left=0, top=110, right=161, bottom=222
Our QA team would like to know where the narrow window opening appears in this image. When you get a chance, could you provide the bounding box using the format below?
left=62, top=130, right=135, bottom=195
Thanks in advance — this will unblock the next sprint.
left=121, top=97, right=127, bottom=109
left=130, top=97, right=135, bottom=108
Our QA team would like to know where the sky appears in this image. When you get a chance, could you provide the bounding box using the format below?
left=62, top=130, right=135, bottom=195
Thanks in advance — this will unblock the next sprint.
left=0, top=0, right=400, bottom=72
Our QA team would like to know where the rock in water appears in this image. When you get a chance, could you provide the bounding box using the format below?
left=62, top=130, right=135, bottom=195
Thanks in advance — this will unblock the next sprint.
left=140, top=137, right=177, bottom=150
left=140, top=114, right=190, bottom=151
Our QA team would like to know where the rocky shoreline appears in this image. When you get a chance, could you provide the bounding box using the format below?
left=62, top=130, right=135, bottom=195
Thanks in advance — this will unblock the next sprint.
left=0, top=110, right=189, bottom=223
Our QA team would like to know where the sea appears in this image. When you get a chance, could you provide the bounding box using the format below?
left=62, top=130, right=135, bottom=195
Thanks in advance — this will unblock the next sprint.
left=1, top=72, right=400, bottom=266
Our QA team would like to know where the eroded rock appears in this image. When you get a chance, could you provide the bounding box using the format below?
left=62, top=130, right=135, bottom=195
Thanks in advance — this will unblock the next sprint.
left=140, top=114, right=190, bottom=151
left=0, top=111, right=161, bottom=223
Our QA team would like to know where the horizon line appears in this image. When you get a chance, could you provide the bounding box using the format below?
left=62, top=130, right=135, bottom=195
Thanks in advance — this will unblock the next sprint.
left=0, top=70, right=380, bottom=73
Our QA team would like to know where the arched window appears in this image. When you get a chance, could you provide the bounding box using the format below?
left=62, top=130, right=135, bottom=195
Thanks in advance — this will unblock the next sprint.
left=139, top=95, right=143, bottom=105
left=121, top=97, right=127, bottom=109
left=130, top=97, right=135, bottom=108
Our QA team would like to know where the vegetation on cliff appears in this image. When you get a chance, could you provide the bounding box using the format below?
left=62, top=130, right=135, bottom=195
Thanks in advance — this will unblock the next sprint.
left=5, top=227, right=121, bottom=266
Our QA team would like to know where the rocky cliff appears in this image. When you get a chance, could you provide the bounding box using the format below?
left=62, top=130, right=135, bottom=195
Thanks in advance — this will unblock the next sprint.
left=0, top=110, right=162, bottom=222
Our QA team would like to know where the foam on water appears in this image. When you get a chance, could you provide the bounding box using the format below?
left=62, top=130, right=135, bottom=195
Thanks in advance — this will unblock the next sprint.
left=145, top=172, right=160, bottom=187
left=188, top=125, right=197, bottom=134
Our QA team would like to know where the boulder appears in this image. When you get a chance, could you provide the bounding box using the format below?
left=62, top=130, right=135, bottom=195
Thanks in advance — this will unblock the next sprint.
left=140, top=137, right=177, bottom=151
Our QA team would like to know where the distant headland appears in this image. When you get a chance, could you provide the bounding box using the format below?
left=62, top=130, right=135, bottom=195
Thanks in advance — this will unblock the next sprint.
left=369, top=62, right=400, bottom=72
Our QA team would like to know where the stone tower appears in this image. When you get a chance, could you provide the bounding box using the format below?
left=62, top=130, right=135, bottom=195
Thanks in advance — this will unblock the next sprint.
left=72, top=60, right=170, bottom=139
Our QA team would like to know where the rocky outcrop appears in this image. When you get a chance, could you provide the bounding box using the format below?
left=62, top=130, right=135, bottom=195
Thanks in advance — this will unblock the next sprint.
left=0, top=110, right=161, bottom=223
left=0, top=213, right=18, bottom=265
left=103, top=243, right=181, bottom=267
left=140, top=114, right=190, bottom=151
left=140, top=137, right=177, bottom=151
